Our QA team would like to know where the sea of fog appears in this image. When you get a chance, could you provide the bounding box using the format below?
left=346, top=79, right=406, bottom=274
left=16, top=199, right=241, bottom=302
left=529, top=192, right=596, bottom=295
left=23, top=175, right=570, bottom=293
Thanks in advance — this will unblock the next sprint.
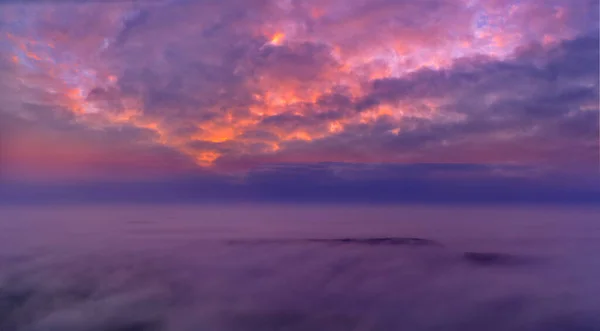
left=1, top=205, right=599, bottom=331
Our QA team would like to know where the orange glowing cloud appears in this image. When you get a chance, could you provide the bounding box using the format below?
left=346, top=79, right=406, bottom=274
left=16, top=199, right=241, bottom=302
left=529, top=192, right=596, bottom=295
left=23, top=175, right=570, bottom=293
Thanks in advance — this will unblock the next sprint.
left=1, top=0, right=596, bottom=175
left=269, top=32, right=285, bottom=45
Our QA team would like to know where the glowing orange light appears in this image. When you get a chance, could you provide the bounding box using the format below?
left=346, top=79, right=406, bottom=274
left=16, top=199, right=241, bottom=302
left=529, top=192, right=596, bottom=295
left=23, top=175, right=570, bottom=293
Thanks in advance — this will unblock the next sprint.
left=288, top=131, right=313, bottom=141
left=377, top=105, right=395, bottom=116
left=328, top=121, right=343, bottom=133
left=195, top=151, right=220, bottom=165
left=270, top=32, right=285, bottom=45
left=492, top=35, right=506, bottom=48
left=67, top=88, right=83, bottom=98
left=194, top=126, right=236, bottom=143
left=9, top=9, right=526, bottom=170
left=25, top=51, right=42, bottom=61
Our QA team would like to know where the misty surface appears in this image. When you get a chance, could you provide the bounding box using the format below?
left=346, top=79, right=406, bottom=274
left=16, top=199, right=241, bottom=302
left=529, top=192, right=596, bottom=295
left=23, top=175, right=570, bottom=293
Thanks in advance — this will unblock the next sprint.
left=1, top=205, right=599, bottom=330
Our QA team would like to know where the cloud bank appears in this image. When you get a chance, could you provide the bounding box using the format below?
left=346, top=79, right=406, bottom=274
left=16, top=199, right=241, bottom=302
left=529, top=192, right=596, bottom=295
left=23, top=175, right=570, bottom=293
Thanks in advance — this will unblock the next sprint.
left=0, top=0, right=598, bottom=202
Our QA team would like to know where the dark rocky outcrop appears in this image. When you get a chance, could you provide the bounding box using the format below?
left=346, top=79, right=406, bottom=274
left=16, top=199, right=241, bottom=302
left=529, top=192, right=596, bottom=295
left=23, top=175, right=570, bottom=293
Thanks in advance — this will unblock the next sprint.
left=462, top=252, right=524, bottom=266
left=308, top=237, right=441, bottom=246
left=109, top=320, right=163, bottom=331
left=228, top=237, right=442, bottom=247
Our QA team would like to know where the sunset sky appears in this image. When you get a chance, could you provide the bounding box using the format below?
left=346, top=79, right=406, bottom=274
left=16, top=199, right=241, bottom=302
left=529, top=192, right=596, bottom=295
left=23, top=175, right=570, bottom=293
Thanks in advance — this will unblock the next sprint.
left=0, top=0, right=598, bottom=203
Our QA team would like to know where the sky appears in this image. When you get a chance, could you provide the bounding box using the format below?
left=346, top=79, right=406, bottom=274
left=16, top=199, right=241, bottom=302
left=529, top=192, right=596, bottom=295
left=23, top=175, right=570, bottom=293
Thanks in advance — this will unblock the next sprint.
left=0, top=0, right=598, bottom=203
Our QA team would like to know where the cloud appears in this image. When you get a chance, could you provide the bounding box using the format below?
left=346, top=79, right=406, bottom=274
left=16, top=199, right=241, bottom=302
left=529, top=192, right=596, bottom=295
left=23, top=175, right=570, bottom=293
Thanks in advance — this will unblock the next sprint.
left=285, top=32, right=600, bottom=168
left=0, top=109, right=197, bottom=181
left=1, top=163, right=598, bottom=204
left=0, top=0, right=597, bottom=198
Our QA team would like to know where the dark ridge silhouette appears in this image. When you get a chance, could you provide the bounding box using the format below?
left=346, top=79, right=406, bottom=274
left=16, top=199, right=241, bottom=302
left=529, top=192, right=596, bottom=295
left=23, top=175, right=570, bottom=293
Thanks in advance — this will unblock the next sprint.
left=109, top=321, right=162, bottom=331
left=462, top=252, right=526, bottom=266
left=307, top=237, right=441, bottom=246
left=228, top=237, right=442, bottom=247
